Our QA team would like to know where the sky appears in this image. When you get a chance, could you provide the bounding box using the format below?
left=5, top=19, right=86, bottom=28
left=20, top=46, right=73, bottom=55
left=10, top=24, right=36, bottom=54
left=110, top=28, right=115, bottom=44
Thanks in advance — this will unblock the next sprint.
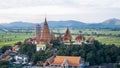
left=0, top=0, right=120, bottom=23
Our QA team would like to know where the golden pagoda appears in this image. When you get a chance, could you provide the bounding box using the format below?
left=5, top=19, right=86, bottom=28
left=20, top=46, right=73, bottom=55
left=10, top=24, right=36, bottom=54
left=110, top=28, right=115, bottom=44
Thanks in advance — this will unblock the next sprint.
left=39, top=18, right=52, bottom=44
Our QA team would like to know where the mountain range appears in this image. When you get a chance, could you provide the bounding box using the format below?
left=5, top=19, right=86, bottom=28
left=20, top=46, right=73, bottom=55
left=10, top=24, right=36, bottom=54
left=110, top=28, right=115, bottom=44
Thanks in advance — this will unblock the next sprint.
left=0, top=18, right=120, bottom=30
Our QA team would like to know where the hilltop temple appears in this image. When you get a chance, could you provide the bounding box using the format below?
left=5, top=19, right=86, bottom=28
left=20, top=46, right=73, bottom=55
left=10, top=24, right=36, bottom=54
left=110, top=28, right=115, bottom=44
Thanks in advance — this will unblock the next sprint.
left=35, top=18, right=72, bottom=46
left=24, top=17, right=94, bottom=51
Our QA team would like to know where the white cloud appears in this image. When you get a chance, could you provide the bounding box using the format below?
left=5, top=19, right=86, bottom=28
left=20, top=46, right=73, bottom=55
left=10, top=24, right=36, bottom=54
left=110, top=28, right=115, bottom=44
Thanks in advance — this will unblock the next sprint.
left=0, top=6, right=78, bottom=15
left=0, top=0, right=120, bottom=23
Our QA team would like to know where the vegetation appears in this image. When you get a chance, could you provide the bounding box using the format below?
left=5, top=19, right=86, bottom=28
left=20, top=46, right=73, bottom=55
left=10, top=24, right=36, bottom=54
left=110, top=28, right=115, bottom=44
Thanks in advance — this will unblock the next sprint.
left=19, top=44, right=52, bottom=65
left=19, top=44, right=36, bottom=61
left=0, top=45, right=12, bottom=53
left=0, top=30, right=34, bottom=48
left=17, top=39, right=120, bottom=66
left=0, top=28, right=120, bottom=66
left=0, top=39, right=120, bottom=66
left=0, top=60, right=9, bottom=68
left=53, top=40, right=120, bottom=65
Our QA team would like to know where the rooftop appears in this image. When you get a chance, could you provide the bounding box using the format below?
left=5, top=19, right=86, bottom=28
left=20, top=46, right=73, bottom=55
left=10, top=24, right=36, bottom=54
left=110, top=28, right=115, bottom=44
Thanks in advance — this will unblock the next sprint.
left=52, top=56, right=80, bottom=66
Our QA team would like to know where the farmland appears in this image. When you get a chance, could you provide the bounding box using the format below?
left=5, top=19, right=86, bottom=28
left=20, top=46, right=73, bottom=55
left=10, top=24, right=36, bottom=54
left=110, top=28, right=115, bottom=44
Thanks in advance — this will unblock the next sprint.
left=0, top=30, right=34, bottom=48
left=0, top=28, right=120, bottom=47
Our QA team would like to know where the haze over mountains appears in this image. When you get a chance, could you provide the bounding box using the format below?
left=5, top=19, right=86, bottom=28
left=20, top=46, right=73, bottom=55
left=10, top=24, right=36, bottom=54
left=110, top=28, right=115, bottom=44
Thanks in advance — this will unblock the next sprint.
left=0, top=18, right=120, bottom=30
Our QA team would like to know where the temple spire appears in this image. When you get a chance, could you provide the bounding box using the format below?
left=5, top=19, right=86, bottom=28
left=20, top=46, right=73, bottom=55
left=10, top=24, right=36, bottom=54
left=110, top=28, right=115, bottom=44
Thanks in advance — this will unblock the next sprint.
left=63, top=27, right=72, bottom=43
left=35, top=23, right=39, bottom=37
left=35, top=23, right=41, bottom=43
left=44, top=17, right=47, bottom=25
left=40, top=17, right=51, bottom=44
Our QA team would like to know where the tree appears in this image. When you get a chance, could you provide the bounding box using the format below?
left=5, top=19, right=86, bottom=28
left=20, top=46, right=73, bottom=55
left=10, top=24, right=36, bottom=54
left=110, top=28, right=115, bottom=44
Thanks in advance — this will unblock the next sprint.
left=50, top=40, right=61, bottom=48
left=116, top=56, right=120, bottom=62
left=86, top=51, right=96, bottom=65
left=0, top=45, right=12, bottom=53
left=19, top=44, right=36, bottom=61
left=0, top=60, right=9, bottom=68
left=15, top=41, right=22, bottom=45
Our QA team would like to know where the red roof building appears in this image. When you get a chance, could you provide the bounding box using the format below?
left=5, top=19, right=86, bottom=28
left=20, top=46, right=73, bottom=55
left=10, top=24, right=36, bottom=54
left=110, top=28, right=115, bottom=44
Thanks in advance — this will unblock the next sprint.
left=50, top=56, right=84, bottom=67
left=75, top=34, right=85, bottom=43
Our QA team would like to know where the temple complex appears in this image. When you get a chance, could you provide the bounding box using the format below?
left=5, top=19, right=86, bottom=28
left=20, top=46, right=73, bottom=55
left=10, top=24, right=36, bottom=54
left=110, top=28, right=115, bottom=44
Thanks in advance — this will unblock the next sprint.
left=24, top=17, right=95, bottom=51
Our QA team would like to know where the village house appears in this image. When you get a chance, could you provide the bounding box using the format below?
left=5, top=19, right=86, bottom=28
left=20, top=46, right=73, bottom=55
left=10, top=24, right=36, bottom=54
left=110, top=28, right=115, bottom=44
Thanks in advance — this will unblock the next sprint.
left=12, top=45, right=20, bottom=53
left=13, top=54, right=29, bottom=64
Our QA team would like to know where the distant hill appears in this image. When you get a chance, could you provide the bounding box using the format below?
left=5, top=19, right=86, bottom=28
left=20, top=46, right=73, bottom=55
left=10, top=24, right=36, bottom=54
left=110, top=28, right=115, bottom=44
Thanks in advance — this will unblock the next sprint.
left=44, top=18, right=120, bottom=29
left=101, top=18, right=120, bottom=25
left=1, top=21, right=35, bottom=30
left=40, top=20, right=86, bottom=28
left=88, top=18, right=120, bottom=29
left=0, top=24, right=9, bottom=32
left=0, top=18, right=120, bottom=30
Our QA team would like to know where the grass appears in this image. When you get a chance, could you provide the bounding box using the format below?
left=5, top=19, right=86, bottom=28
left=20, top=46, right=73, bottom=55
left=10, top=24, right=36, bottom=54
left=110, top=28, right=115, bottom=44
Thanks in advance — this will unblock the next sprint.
left=94, top=36, right=120, bottom=46
left=0, top=31, right=34, bottom=48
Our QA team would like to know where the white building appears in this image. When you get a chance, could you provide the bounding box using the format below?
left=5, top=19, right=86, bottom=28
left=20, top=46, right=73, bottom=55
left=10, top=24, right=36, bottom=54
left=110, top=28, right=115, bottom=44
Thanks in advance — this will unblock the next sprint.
left=36, top=44, right=46, bottom=51
left=14, top=54, right=28, bottom=64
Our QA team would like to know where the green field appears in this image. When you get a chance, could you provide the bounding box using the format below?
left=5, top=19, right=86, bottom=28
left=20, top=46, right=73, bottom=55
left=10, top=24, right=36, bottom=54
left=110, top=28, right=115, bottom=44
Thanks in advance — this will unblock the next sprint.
left=0, top=29, right=120, bottom=47
left=95, top=36, right=120, bottom=46
left=0, top=30, right=34, bottom=48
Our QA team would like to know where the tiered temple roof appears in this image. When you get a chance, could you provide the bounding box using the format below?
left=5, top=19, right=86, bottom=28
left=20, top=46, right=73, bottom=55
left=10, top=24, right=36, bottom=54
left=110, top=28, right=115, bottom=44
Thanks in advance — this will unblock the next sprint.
left=63, top=27, right=72, bottom=43
left=40, top=18, right=51, bottom=44
left=35, top=18, right=55, bottom=45
left=75, top=34, right=85, bottom=43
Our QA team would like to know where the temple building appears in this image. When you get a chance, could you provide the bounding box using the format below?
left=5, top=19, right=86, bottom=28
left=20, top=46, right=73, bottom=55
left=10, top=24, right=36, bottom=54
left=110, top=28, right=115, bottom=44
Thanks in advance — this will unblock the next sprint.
left=44, top=56, right=86, bottom=68
left=35, top=24, right=41, bottom=44
left=75, top=34, right=85, bottom=45
left=63, top=27, right=72, bottom=44
left=34, top=17, right=55, bottom=44
left=35, top=18, right=56, bottom=51
left=88, top=36, right=94, bottom=44
left=39, top=18, right=52, bottom=44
